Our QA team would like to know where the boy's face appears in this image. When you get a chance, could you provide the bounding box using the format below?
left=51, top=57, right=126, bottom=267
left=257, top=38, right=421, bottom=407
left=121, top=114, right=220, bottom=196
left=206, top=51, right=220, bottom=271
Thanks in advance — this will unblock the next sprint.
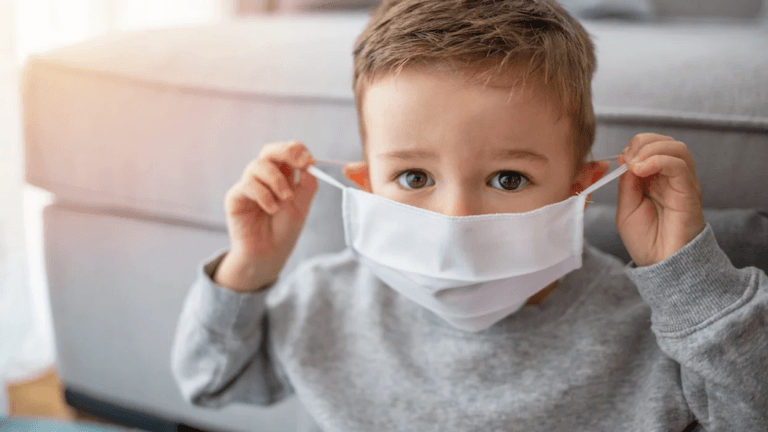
left=344, top=67, right=606, bottom=216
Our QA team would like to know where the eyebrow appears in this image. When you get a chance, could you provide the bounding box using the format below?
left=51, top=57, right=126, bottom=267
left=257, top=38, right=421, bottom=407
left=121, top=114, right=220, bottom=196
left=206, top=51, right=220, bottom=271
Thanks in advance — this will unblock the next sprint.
left=380, top=148, right=549, bottom=163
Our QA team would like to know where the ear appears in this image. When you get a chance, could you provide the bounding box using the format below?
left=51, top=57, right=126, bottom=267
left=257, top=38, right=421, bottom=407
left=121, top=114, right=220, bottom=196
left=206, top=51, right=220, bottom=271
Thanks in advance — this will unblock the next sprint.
left=342, top=161, right=372, bottom=192
left=570, top=160, right=611, bottom=206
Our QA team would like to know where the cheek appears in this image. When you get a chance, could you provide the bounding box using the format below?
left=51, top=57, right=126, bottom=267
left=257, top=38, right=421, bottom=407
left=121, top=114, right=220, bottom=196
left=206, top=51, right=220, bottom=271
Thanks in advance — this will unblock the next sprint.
left=592, top=171, right=604, bottom=185
left=487, top=190, right=550, bottom=214
left=536, top=179, right=578, bottom=209
left=367, top=165, right=390, bottom=194
left=369, top=171, right=416, bottom=205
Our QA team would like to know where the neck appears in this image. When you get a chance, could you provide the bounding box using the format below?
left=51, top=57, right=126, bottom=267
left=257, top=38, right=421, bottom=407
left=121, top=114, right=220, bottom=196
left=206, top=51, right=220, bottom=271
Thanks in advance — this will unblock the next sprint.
left=525, top=279, right=560, bottom=306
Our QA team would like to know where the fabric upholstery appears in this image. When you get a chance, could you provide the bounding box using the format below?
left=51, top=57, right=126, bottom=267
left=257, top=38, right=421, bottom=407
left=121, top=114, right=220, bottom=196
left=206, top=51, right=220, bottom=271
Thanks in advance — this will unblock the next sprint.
left=23, top=16, right=768, bottom=236
left=584, top=205, right=768, bottom=272
left=22, top=12, right=768, bottom=432
left=277, top=0, right=377, bottom=11
left=41, top=204, right=302, bottom=432
left=652, top=0, right=765, bottom=19
left=274, top=0, right=766, bottom=19
left=561, top=0, right=655, bottom=20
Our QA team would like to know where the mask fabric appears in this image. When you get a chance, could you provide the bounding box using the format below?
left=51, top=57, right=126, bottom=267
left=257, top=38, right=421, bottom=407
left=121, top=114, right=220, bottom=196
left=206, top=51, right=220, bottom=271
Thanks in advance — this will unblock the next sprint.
left=307, top=163, right=628, bottom=332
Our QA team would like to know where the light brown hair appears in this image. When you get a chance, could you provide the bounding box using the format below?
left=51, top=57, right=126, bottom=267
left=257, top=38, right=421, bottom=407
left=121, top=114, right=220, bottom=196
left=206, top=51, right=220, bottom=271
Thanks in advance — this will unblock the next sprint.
left=352, top=0, right=597, bottom=167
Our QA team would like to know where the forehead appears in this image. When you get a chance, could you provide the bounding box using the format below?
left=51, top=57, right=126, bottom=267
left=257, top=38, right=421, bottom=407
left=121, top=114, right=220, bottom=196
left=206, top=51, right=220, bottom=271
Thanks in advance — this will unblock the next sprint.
left=361, top=67, right=573, bottom=166
left=359, top=62, right=566, bottom=118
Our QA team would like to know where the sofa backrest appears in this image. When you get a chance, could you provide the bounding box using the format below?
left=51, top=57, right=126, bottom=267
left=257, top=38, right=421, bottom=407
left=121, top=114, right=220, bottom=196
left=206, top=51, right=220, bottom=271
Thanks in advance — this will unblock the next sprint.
left=271, top=0, right=768, bottom=20
left=23, top=15, right=768, bottom=275
left=652, top=0, right=766, bottom=19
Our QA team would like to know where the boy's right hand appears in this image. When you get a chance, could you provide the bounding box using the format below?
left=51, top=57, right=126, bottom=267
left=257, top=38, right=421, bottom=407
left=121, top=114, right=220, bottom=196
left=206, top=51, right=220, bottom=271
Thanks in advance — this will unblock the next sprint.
left=215, top=141, right=317, bottom=293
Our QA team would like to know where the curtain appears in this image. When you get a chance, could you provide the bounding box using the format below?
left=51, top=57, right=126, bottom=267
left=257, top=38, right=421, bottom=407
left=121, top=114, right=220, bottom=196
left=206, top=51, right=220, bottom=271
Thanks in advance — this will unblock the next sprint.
left=0, top=0, right=234, bottom=415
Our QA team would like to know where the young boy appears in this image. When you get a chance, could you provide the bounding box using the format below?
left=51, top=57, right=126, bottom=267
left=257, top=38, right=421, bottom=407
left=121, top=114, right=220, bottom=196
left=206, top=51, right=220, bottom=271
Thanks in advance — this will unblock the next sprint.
left=170, top=1, right=768, bottom=430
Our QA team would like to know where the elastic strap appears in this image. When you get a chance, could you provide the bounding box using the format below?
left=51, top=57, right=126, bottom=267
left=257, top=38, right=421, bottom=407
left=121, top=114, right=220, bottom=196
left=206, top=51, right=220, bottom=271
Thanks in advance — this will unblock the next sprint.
left=581, top=164, right=628, bottom=196
left=307, top=165, right=346, bottom=190
left=309, top=159, right=626, bottom=194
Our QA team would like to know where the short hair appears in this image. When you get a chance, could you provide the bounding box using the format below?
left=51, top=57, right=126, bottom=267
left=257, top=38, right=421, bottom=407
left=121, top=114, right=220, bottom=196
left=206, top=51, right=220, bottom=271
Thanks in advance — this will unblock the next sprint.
left=352, top=0, right=597, bottom=167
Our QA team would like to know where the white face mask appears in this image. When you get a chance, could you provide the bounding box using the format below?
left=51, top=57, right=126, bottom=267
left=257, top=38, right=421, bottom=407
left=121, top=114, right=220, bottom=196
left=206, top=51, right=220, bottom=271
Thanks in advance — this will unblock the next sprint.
left=306, top=162, right=627, bottom=332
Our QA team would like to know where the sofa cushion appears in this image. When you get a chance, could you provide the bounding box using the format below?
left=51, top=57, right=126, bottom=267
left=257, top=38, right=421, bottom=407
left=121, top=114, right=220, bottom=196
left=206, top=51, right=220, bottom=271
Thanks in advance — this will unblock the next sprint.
left=651, top=0, right=765, bottom=20
left=23, top=16, right=368, bottom=230
left=277, top=0, right=378, bottom=11
left=585, top=205, right=768, bottom=272
left=40, top=203, right=304, bottom=432
left=23, top=15, right=768, bottom=233
left=561, top=0, right=655, bottom=21
left=273, top=0, right=767, bottom=20
left=22, top=16, right=364, bottom=100
left=585, top=22, right=768, bottom=210
left=278, top=0, right=657, bottom=20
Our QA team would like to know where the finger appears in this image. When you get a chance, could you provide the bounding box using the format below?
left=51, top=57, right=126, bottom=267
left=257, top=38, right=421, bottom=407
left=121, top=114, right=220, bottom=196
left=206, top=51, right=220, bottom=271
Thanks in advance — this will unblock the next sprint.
left=627, top=140, right=697, bottom=178
left=258, top=141, right=316, bottom=188
left=627, top=154, right=694, bottom=195
left=236, top=178, right=281, bottom=215
left=248, top=159, right=294, bottom=202
left=622, top=133, right=676, bottom=162
left=290, top=168, right=319, bottom=215
left=258, top=141, right=316, bottom=171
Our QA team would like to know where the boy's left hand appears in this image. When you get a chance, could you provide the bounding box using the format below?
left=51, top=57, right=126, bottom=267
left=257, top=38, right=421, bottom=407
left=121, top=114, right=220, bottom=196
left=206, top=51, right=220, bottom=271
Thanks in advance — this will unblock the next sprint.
left=616, top=133, right=706, bottom=267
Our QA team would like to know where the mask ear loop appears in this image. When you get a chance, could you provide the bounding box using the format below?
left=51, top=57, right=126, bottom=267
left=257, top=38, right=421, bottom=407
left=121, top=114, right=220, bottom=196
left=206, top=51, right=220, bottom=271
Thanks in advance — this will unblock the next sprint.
left=580, top=163, right=628, bottom=198
left=306, top=164, right=346, bottom=190
left=308, top=156, right=627, bottom=197
left=578, top=155, right=627, bottom=203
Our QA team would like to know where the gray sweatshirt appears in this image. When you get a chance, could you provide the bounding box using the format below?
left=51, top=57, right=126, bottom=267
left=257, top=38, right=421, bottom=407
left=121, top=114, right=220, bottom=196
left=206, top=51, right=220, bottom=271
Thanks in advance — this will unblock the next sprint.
left=170, top=224, right=768, bottom=431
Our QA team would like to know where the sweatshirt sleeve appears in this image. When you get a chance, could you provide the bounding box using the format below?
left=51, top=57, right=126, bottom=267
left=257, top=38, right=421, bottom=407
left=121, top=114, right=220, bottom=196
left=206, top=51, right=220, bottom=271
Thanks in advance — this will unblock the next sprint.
left=170, top=249, right=293, bottom=409
left=625, top=223, right=768, bottom=430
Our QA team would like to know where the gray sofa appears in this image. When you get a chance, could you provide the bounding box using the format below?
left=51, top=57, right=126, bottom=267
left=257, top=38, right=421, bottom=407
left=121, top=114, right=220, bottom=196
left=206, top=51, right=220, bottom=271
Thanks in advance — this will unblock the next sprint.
left=22, top=4, right=768, bottom=432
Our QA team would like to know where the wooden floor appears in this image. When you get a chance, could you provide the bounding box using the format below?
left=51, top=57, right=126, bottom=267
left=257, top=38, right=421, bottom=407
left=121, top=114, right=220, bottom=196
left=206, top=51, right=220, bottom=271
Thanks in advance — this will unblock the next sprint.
left=5, top=366, right=137, bottom=430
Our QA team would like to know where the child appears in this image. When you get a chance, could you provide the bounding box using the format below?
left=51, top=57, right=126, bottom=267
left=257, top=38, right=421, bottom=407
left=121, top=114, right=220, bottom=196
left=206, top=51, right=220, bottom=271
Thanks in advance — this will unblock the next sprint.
left=170, top=0, right=768, bottom=430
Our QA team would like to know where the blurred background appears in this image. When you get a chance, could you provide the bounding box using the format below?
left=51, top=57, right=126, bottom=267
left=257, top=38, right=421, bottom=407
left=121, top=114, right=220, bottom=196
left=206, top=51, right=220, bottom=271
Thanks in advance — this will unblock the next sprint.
left=0, top=0, right=258, bottom=416
left=1, top=1, right=381, bottom=422
left=1, top=0, right=766, bottom=430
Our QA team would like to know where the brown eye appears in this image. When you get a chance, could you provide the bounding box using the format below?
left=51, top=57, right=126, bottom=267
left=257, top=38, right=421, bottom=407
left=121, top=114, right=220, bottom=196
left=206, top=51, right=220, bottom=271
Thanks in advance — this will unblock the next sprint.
left=398, top=170, right=434, bottom=189
left=490, top=171, right=529, bottom=191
